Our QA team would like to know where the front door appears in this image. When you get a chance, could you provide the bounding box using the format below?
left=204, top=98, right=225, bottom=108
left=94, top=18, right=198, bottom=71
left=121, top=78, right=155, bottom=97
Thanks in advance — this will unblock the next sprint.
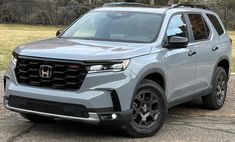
left=165, top=13, right=197, bottom=102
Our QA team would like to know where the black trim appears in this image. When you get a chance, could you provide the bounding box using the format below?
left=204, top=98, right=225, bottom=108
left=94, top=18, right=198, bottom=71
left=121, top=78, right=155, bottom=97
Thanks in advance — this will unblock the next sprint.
left=103, top=2, right=149, bottom=7
left=13, top=52, right=126, bottom=66
left=168, top=87, right=212, bottom=108
left=111, top=90, right=122, bottom=111
left=130, top=68, right=166, bottom=109
left=13, top=52, right=85, bottom=65
left=92, top=88, right=122, bottom=112
left=8, top=95, right=89, bottom=118
left=211, top=56, right=230, bottom=84
left=171, top=4, right=210, bottom=10
left=98, top=109, right=132, bottom=126
left=3, top=75, right=10, bottom=80
left=183, top=13, right=194, bottom=42
left=88, top=107, right=115, bottom=113
left=3, top=76, right=9, bottom=93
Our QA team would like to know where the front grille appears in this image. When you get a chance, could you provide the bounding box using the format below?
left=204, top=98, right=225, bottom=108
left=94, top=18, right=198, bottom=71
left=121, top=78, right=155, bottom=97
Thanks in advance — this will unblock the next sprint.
left=8, top=96, right=89, bottom=118
left=15, top=57, right=87, bottom=90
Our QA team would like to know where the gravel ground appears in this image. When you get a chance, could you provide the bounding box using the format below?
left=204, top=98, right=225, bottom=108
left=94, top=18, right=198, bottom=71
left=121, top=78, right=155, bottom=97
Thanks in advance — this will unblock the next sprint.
left=0, top=72, right=234, bottom=142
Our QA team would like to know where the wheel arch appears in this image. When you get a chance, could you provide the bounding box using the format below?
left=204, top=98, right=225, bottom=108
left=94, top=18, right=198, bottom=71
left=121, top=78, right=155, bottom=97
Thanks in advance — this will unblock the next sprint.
left=211, top=56, right=230, bottom=85
left=129, top=68, right=166, bottom=109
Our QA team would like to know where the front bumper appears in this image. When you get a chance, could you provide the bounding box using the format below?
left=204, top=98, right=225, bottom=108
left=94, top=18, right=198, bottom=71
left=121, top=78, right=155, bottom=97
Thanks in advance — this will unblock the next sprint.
left=3, top=60, right=136, bottom=125
left=3, top=96, right=132, bottom=125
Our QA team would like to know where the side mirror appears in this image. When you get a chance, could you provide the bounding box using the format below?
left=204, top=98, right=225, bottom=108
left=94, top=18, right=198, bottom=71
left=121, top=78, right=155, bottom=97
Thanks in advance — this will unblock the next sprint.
left=164, top=36, right=188, bottom=49
left=56, top=30, right=63, bottom=37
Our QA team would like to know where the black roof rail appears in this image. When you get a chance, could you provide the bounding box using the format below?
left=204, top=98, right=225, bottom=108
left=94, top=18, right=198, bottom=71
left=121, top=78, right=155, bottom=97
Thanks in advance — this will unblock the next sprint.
left=170, top=3, right=210, bottom=10
left=103, top=2, right=210, bottom=11
left=103, top=2, right=150, bottom=7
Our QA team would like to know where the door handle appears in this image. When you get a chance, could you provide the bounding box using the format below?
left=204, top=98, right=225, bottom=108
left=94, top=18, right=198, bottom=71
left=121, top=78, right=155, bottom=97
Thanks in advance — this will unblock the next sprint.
left=188, top=50, right=197, bottom=56
left=212, top=47, right=219, bottom=51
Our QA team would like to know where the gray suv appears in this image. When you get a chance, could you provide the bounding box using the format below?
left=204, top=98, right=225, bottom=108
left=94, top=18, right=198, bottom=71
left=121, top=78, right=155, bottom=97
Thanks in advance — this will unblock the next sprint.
left=3, top=3, right=232, bottom=137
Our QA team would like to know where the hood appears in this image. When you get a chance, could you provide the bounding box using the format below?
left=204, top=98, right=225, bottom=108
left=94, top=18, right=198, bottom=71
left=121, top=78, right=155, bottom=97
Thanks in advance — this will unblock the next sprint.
left=15, top=38, right=152, bottom=61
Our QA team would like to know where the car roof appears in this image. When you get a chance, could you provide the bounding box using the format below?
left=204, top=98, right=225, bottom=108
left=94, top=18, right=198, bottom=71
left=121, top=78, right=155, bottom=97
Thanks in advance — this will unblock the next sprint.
left=94, top=7, right=169, bottom=14
left=93, top=4, right=216, bottom=15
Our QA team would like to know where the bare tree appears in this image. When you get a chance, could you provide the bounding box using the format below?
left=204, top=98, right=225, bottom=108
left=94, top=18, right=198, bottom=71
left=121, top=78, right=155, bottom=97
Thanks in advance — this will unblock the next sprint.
left=149, top=0, right=155, bottom=5
left=168, top=0, right=174, bottom=5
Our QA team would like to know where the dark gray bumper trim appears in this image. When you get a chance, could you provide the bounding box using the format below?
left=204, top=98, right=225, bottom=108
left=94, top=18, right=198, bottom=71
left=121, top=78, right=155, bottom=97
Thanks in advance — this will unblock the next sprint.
left=3, top=99, right=100, bottom=124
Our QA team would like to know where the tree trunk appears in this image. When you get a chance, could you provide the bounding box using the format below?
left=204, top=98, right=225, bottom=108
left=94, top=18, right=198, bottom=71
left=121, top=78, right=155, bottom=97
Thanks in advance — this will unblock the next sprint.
left=150, top=0, right=155, bottom=5
left=168, top=0, right=174, bottom=5
left=88, top=0, right=92, bottom=4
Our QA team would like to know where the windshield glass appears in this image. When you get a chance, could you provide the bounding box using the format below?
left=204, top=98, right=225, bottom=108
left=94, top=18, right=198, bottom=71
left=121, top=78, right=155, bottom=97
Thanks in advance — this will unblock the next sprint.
left=61, top=11, right=163, bottom=43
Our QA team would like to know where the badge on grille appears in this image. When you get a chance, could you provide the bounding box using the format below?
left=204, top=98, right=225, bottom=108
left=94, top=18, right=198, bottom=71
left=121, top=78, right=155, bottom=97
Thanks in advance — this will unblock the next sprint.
left=39, top=65, right=52, bottom=78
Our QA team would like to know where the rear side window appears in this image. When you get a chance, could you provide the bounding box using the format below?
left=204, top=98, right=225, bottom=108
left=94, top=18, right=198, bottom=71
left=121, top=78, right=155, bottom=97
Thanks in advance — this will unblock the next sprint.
left=206, top=14, right=224, bottom=35
left=188, top=14, right=210, bottom=41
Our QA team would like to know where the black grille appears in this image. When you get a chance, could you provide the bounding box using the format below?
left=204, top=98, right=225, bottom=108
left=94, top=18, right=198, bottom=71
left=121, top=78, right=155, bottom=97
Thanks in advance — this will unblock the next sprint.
left=8, top=96, right=89, bottom=118
left=15, top=57, right=87, bottom=90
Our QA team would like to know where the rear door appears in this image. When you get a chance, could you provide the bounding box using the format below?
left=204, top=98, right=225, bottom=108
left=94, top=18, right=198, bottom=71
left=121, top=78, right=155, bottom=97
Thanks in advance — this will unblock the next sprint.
left=186, top=13, right=214, bottom=91
left=206, top=13, right=230, bottom=64
left=205, top=13, right=229, bottom=79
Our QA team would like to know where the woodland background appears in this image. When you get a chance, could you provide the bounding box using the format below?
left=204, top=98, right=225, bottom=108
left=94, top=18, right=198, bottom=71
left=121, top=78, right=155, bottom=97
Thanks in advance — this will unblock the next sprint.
left=0, top=0, right=235, bottom=29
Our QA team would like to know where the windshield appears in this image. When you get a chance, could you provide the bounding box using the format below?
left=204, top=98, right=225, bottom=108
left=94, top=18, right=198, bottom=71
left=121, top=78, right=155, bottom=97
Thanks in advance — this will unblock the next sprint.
left=61, top=11, right=163, bottom=43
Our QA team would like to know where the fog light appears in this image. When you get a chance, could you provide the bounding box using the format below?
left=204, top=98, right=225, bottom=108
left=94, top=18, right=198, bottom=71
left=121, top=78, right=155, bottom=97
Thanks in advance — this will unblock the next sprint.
left=111, top=113, right=117, bottom=119
left=3, top=96, right=9, bottom=107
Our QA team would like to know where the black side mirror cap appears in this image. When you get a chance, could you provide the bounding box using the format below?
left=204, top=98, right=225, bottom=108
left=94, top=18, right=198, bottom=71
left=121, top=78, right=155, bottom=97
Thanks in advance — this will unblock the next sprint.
left=164, top=36, right=189, bottom=49
left=56, top=30, right=63, bottom=37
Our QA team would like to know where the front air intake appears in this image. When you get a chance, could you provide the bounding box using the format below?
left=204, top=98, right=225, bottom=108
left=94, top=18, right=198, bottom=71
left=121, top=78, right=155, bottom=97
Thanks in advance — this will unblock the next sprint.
left=15, top=57, right=87, bottom=91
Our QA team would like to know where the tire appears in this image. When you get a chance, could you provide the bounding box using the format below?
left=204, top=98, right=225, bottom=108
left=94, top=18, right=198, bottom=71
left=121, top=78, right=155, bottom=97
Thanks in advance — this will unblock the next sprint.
left=20, top=113, right=54, bottom=123
left=202, top=67, right=228, bottom=110
left=125, top=79, right=167, bottom=138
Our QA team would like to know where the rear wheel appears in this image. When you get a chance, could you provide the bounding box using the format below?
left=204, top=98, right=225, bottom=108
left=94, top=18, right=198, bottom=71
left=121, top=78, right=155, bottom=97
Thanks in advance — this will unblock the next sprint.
left=20, top=113, right=54, bottom=123
left=126, top=79, right=167, bottom=138
left=202, top=67, right=228, bottom=110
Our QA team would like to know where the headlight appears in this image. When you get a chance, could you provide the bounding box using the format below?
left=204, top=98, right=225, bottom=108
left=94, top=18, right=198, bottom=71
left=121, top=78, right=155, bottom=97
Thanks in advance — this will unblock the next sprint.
left=87, top=59, right=130, bottom=73
left=11, top=55, right=18, bottom=65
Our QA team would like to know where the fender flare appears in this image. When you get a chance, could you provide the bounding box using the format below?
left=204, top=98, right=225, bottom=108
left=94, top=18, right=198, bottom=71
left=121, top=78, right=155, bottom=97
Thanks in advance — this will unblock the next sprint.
left=210, top=56, right=230, bottom=85
left=129, top=68, right=166, bottom=109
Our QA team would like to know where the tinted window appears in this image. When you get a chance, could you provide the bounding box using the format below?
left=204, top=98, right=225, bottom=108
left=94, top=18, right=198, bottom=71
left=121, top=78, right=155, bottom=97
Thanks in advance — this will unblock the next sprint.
left=61, top=11, right=163, bottom=43
left=207, top=14, right=224, bottom=35
left=167, top=14, right=188, bottom=38
left=188, top=14, right=210, bottom=41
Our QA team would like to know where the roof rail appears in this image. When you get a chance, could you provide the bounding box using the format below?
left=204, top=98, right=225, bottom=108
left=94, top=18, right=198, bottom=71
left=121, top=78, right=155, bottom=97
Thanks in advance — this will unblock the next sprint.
left=170, top=3, right=210, bottom=10
left=103, top=2, right=149, bottom=7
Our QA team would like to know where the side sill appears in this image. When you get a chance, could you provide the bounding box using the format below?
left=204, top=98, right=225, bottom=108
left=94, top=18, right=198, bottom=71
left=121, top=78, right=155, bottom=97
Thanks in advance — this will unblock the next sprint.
left=168, top=87, right=212, bottom=108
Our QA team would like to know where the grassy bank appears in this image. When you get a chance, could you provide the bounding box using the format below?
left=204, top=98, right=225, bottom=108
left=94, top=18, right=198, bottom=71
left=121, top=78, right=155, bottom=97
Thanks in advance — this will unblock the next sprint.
left=228, top=31, right=235, bottom=72
left=0, top=24, right=62, bottom=70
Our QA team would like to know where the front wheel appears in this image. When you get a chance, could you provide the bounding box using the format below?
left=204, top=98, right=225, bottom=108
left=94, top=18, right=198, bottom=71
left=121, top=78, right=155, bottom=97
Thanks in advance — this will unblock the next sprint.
left=125, top=79, right=167, bottom=138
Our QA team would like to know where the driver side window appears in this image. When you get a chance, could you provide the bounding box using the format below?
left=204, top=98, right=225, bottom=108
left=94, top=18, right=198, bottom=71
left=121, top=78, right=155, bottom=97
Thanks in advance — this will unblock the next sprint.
left=167, top=14, right=188, bottom=38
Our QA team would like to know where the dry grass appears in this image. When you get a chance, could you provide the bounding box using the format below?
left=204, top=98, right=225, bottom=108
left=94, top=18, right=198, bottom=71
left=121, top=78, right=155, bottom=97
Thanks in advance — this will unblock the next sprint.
left=0, top=24, right=63, bottom=70
left=228, top=31, right=235, bottom=72
left=0, top=24, right=234, bottom=72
